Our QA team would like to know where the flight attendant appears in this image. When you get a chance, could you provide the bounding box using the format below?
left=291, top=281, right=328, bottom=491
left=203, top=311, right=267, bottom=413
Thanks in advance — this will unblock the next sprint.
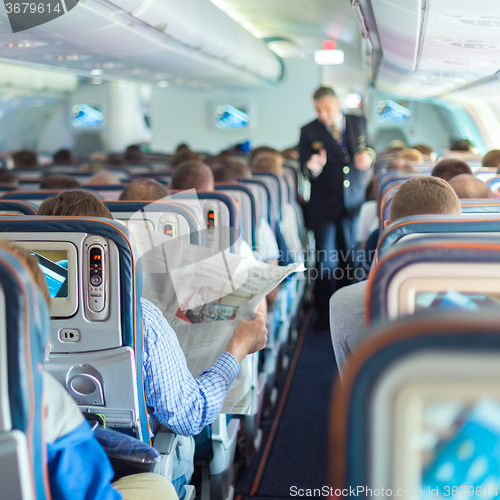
left=299, top=86, right=374, bottom=329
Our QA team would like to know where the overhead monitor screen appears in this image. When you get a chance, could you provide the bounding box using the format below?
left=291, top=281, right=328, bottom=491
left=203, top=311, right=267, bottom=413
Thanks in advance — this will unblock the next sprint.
left=377, top=99, right=411, bottom=124
left=32, top=250, right=68, bottom=298
left=71, top=103, right=104, bottom=128
left=214, top=104, right=250, bottom=129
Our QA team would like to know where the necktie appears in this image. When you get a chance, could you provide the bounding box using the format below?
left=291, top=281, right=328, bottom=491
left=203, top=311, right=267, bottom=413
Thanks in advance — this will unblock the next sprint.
left=332, top=125, right=341, bottom=145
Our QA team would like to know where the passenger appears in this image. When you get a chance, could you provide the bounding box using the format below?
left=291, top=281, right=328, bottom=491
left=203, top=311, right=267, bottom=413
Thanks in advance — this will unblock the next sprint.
left=249, top=146, right=279, bottom=162
left=388, top=140, right=406, bottom=151
left=0, top=168, right=19, bottom=185
left=37, top=190, right=268, bottom=496
left=125, top=145, right=145, bottom=163
left=281, top=147, right=299, bottom=160
left=251, top=152, right=284, bottom=175
left=53, top=149, right=77, bottom=165
left=448, top=173, right=493, bottom=199
left=175, top=143, right=190, bottom=153
left=171, top=150, right=201, bottom=168
left=40, top=174, right=81, bottom=190
left=0, top=240, right=177, bottom=500
left=450, top=138, right=474, bottom=152
left=330, top=177, right=462, bottom=376
left=412, top=144, right=434, bottom=160
left=107, top=154, right=126, bottom=166
left=213, top=162, right=237, bottom=182
left=87, top=170, right=122, bottom=186
left=386, top=158, right=415, bottom=173
left=482, top=149, right=500, bottom=169
left=119, top=178, right=168, bottom=201
left=12, top=149, right=39, bottom=170
left=431, top=158, right=473, bottom=181
left=171, top=161, right=214, bottom=191
left=225, top=158, right=252, bottom=179
left=397, top=148, right=424, bottom=165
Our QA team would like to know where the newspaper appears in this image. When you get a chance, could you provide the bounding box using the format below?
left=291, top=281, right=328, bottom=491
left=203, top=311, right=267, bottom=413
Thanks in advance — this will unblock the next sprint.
left=130, top=223, right=304, bottom=413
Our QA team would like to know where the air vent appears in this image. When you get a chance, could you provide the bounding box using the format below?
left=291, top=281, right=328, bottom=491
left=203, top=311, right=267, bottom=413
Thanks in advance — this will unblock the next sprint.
left=461, top=20, right=500, bottom=27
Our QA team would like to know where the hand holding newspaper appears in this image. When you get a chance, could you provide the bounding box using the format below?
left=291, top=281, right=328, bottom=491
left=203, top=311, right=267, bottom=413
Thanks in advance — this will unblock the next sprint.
left=130, top=223, right=304, bottom=413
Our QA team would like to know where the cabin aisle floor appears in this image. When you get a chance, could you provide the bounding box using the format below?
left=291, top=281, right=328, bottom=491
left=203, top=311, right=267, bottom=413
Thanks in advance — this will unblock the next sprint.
left=235, top=311, right=338, bottom=499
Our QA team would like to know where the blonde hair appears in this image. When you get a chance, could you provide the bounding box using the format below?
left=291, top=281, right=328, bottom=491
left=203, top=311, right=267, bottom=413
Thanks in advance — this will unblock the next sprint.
left=390, top=177, right=461, bottom=222
left=398, top=148, right=424, bottom=165
left=251, top=152, right=283, bottom=176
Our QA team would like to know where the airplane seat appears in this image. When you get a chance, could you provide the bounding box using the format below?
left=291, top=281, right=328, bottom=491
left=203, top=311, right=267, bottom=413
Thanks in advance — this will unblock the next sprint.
left=460, top=199, right=500, bottom=213
left=331, top=313, right=500, bottom=496
left=0, top=216, right=185, bottom=487
left=0, top=200, right=38, bottom=215
left=487, top=175, right=500, bottom=193
left=104, top=200, right=205, bottom=246
left=377, top=213, right=500, bottom=260
left=214, top=183, right=258, bottom=250
left=0, top=189, right=105, bottom=208
left=368, top=234, right=500, bottom=330
left=128, top=172, right=172, bottom=184
left=0, top=248, right=51, bottom=500
left=87, top=184, right=128, bottom=201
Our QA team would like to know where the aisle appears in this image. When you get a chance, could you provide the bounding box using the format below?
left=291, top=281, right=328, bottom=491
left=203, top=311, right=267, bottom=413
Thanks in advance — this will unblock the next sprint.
left=235, top=313, right=339, bottom=499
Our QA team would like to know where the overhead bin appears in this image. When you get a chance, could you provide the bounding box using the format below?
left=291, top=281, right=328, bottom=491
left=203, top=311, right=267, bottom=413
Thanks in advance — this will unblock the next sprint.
left=90, top=0, right=283, bottom=84
left=353, top=0, right=500, bottom=97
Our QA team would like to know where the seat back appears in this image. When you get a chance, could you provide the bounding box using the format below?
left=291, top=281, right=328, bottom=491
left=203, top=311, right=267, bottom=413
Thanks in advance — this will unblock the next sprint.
left=377, top=213, right=500, bottom=258
left=331, top=314, right=500, bottom=496
left=239, top=179, right=273, bottom=230
left=171, top=191, right=240, bottom=252
left=488, top=175, right=500, bottom=194
left=0, top=248, right=51, bottom=499
left=253, top=173, right=283, bottom=222
left=474, top=168, right=498, bottom=183
left=129, top=172, right=171, bottom=185
left=0, top=200, right=38, bottom=215
left=104, top=200, right=204, bottom=245
left=368, top=234, right=500, bottom=328
left=87, top=184, right=126, bottom=201
left=0, top=217, right=150, bottom=444
left=214, top=184, right=257, bottom=249
left=0, top=189, right=104, bottom=207
left=460, top=199, right=500, bottom=213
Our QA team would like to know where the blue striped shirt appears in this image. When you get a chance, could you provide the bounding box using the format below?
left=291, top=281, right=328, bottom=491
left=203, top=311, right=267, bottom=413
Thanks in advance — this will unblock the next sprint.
left=141, top=298, right=239, bottom=436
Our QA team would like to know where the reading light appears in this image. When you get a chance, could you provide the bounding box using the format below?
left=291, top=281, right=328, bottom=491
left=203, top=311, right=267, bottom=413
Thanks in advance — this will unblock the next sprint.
left=314, top=50, right=344, bottom=65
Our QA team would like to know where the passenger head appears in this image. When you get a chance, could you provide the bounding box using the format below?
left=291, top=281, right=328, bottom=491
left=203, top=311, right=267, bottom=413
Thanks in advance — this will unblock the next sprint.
left=251, top=152, right=284, bottom=176
left=53, top=149, right=76, bottom=165
left=388, top=177, right=461, bottom=225
left=176, top=143, right=190, bottom=153
left=412, top=144, right=433, bottom=158
left=38, top=191, right=113, bottom=219
left=106, top=154, right=125, bottom=166
left=86, top=170, right=121, bottom=186
left=0, top=240, right=51, bottom=306
left=124, top=145, right=145, bottom=163
left=250, top=146, right=279, bottom=162
left=398, top=148, right=424, bottom=165
left=388, top=140, right=406, bottom=151
left=119, top=178, right=168, bottom=201
left=312, top=86, right=340, bottom=127
left=281, top=147, right=299, bottom=160
left=0, top=169, right=19, bottom=185
left=224, top=158, right=252, bottom=179
left=171, top=161, right=214, bottom=192
left=12, top=150, right=39, bottom=170
left=213, top=163, right=236, bottom=182
left=431, top=158, right=473, bottom=182
left=40, top=174, right=81, bottom=190
left=386, top=159, right=415, bottom=173
left=448, top=174, right=493, bottom=199
left=450, top=139, right=474, bottom=152
left=482, top=149, right=500, bottom=168
left=171, top=149, right=202, bottom=168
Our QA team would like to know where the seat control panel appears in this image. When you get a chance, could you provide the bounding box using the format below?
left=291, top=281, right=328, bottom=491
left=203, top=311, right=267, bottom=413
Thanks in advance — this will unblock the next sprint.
left=84, top=236, right=110, bottom=321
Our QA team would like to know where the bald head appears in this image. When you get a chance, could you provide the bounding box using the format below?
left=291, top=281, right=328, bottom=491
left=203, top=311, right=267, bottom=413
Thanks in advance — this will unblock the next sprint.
left=119, top=178, right=168, bottom=201
left=390, top=177, right=461, bottom=222
left=171, top=161, right=214, bottom=192
left=431, top=158, right=473, bottom=182
left=448, top=174, right=493, bottom=199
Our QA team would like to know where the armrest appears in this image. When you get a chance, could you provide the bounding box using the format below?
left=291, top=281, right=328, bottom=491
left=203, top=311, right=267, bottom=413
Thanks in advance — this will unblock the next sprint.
left=94, top=426, right=160, bottom=479
left=152, top=425, right=179, bottom=455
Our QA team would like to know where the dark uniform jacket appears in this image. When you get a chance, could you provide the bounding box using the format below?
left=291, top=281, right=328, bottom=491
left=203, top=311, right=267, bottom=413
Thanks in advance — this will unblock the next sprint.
left=299, top=114, right=372, bottom=221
